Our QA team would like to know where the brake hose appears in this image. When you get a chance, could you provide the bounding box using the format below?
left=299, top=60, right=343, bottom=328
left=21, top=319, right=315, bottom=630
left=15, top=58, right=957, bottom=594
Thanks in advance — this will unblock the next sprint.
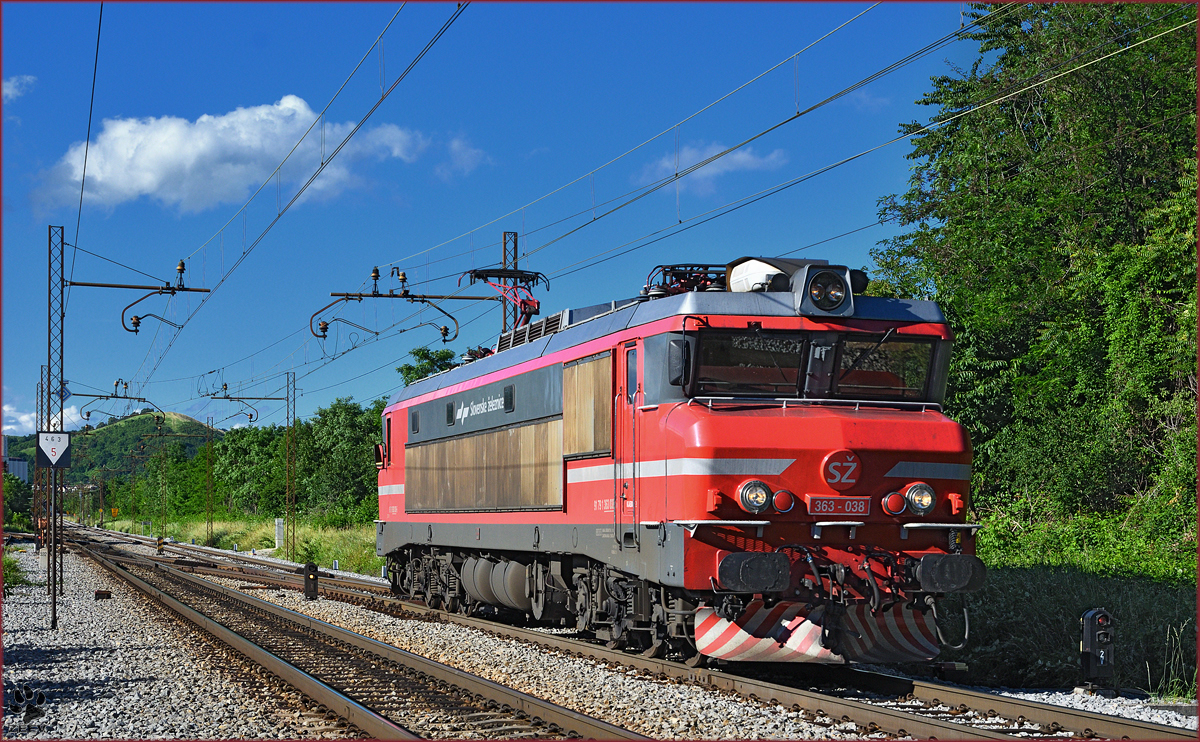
left=925, top=594, right=970, bottom=650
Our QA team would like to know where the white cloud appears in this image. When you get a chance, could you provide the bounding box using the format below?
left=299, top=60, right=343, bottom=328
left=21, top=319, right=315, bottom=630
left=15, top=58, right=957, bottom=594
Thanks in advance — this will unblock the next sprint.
left=2, top=405, right=36, bottom=435
left=845, top=89, right=890, bottom=113
left=638, top=142, right=787, bottom=196
left=2, top=404, right=87, bottom=435
left=3, top=75, right=36, bottom=103
left=40, top=95, right=430, bottom=213
left=435, top=137, right=490, bottom=181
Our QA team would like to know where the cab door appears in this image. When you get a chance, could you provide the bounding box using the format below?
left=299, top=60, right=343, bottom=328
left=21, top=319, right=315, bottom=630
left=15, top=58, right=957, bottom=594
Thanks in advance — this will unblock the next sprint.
left=615, top=340, right=642, bottom=549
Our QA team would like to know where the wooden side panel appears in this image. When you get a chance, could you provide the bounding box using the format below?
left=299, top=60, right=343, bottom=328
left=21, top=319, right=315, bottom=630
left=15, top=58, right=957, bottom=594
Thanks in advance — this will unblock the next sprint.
left=406, top=418, right=563, bottom=511
left=563, top=355, right=612, bottom=457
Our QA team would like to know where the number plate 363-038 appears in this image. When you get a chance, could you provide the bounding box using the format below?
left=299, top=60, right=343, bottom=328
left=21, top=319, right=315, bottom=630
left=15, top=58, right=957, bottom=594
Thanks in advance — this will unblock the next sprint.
left=804, top=496, right=871, bottom=516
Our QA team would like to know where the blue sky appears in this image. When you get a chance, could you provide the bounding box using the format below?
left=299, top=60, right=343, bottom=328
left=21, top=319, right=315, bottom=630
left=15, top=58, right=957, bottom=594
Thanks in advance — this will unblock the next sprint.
left=3, top=2, right=981, bottom=435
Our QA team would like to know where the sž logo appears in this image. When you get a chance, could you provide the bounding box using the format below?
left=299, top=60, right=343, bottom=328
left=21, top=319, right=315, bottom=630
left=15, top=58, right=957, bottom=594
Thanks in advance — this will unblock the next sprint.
left=821, top=449, right=861, bottom=491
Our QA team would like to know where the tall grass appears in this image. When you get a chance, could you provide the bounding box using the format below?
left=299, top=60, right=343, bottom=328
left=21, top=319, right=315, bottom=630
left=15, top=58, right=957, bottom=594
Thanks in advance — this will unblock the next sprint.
left=103, top=517, right=384, bottom=577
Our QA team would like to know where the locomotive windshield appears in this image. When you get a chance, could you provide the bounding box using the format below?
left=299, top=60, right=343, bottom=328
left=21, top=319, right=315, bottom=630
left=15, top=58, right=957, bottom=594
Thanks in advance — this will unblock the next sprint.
left=832, top=334, right=934, bottom=400
left=692, top=329, right=937, bottom=402
left=694, top=330, right=808, bottom=396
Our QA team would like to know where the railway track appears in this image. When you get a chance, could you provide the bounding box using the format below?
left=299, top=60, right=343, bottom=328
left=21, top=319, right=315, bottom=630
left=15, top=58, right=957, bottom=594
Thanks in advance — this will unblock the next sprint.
left=73, top=535, right=645, bottom=740
left=76, top=526, right=1195, bottom=741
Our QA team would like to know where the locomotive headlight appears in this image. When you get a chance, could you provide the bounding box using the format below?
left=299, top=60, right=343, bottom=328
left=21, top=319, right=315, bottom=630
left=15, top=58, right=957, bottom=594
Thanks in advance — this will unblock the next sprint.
left=807, top=270, right=848, bottom=311
left=738, top=480, right=772, bottom=514
left=904, top=482, right=936, bottom=515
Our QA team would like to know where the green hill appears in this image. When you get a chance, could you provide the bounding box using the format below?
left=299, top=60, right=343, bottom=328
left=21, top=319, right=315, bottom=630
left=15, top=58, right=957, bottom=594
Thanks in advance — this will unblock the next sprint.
left=8, top=411, right=223, bottom=483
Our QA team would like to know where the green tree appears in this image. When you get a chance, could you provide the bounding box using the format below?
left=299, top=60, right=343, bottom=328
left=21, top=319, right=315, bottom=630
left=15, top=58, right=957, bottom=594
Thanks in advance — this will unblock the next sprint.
left=873, top=4, right=1196, bottom=516
left=298, top=397, right=387, bottom=526
left=397, top=347, right=457, bottom=386
left=3, top=472, right=33, bottom=515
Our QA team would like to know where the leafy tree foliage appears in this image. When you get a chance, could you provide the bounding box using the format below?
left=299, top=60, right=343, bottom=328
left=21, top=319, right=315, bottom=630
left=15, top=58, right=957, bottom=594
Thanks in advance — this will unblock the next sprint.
left=397, top=347, right=457, bottom=386
left=874, top=4, right=1196, bottom=523
left=3, top=472, right=33, bottom=515
left=101, top=397, right=389, bottom=528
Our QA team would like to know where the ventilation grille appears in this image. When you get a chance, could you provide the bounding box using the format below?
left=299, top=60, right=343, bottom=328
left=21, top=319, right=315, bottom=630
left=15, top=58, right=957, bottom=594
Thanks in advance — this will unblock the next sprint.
left=496, top=310, right=567, bottom=352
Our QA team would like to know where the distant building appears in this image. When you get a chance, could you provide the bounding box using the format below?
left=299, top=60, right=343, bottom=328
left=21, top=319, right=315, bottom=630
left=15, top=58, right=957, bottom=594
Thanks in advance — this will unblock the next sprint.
left=2, top=438, right=30, bottom=483
left=5, top=458, right=29, bottom=484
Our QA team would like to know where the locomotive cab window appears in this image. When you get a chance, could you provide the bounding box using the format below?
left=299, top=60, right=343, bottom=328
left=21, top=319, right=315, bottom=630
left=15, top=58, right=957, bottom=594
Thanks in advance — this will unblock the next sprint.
left=694, top=330, right=808, bottom=397
left=832, top=334, right=935, bottom=400
left=690, top=329, right=941, bottom=402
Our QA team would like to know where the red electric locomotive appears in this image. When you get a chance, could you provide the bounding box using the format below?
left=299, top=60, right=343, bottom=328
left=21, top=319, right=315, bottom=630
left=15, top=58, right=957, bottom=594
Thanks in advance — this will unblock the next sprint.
left=376, top=257, right=985, bottom=665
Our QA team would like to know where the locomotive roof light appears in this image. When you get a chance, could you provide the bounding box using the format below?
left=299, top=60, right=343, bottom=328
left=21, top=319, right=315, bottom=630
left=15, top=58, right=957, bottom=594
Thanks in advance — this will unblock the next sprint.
left=808, top=270, right=847, bottom=311
left=772, top=489, right=795, bottom=513
left=904, top=482, right=936, bottom=516
left=738, top=480, right=772, bottom=514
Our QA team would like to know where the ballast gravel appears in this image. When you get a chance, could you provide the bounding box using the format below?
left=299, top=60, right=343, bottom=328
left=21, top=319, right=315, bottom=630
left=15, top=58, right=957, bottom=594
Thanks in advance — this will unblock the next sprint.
left=1, top=543, right=356, bottom=740
left=191, top=542, right=1199, bottom=734
left=136, top=551, right=858, bottom=739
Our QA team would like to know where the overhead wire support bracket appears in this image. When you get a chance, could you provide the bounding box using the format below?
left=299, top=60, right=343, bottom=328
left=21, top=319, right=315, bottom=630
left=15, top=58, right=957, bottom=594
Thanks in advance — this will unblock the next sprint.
left=310, top=266, right=493, bottom=342
left=68, top=260, right=211, bottom=334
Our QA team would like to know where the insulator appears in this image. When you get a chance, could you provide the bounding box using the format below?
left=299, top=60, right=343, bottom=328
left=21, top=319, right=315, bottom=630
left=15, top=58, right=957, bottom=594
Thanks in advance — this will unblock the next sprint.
left=371, top=266, right=381, bottom=282
left=318, top=321, right=329, bottom=337
left=130, top=316, right=141, bottom=333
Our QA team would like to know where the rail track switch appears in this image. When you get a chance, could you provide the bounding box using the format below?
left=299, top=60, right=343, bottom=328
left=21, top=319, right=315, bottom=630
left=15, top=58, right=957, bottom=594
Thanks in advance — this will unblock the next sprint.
left=1080, top=608, right=1114, bottom=682
left=303, top=562, right=319, bottom=600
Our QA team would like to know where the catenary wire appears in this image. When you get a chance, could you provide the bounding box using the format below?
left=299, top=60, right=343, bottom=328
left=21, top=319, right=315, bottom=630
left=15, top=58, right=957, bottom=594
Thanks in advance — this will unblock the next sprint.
left=122, top=5, right=1188, bottom=423
left=375, top=2, right=887, bottom=271
left=65, top=1, right=105, bottom=308
left=128, top=4, right=1008, bottom=399
left=127, top=3, right=468, bottom=388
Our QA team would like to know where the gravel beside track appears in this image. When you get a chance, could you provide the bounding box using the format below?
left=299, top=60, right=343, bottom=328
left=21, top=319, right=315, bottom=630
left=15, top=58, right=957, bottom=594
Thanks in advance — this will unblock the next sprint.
left=190, top=540, right=1199, bottom=734
left=108, top=544, right=859, bottom=740
left=2, top=543, right=358, bottom=740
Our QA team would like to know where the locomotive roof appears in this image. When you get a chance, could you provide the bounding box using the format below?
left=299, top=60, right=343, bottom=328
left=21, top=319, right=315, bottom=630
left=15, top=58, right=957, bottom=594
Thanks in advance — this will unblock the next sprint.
left=388, top=291, right=945, bottom=407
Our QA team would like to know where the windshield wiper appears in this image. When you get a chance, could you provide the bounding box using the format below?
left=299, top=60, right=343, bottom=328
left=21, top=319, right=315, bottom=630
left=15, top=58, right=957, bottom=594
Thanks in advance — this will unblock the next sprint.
left=838, top=327, right=896, bottom=381
left=753, top=327, right=791, bottom=385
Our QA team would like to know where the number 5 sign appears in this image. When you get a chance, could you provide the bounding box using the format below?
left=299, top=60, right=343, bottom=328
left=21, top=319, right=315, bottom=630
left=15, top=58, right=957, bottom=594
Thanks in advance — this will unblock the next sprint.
left=36, top=432, right=72, bottom=468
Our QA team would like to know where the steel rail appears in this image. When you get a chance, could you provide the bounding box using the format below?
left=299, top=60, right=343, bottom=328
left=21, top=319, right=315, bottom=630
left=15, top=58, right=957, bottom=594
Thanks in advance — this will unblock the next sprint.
left=832, top=667, right=1199, bottom=742
left=73, top=535, right=647, bottom=741
left=76, top=542, right=417, bottom=740
left=93, top=541, right=1012, bottom=740
left=78, top=527, right=1194, bottom=740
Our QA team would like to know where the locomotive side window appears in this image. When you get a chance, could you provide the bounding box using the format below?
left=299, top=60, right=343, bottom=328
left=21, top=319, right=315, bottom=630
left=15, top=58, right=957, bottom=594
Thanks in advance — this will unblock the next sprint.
left=625, top=347, right=638, bottom=403
left=410, top=409, right=419, bottom=434
left=386, top=415, right=392, bottom=465
left=832, top=336, right=934, bottom=400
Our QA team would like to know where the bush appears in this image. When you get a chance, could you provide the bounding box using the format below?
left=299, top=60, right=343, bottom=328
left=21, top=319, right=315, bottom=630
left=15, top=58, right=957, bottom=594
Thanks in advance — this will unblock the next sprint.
left=935, top=566, right=1196, bottom=696
left=3, top=552, right=33, bottom=595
